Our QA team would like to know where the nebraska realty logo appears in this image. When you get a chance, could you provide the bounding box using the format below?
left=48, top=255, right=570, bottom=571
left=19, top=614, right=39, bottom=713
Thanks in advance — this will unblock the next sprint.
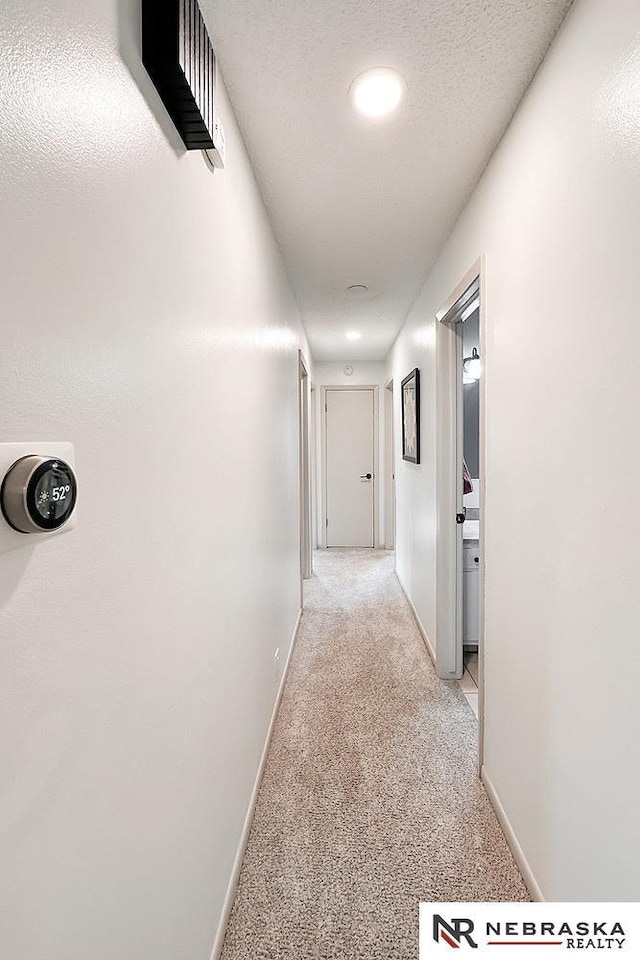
left=433, top=915, right=478, bottom=949
left=420, top=904, right=639, bottom=958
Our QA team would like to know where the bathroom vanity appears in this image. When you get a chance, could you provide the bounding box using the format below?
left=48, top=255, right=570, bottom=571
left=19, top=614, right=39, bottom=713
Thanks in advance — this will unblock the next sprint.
left=462, top=521, right=480, bottom=651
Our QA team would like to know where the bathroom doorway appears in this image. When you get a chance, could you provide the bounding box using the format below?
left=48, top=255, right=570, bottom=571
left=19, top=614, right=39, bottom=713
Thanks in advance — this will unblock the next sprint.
left=435, top=263, right=484, bottom=747
left=460, top=300, right=481, bottom=717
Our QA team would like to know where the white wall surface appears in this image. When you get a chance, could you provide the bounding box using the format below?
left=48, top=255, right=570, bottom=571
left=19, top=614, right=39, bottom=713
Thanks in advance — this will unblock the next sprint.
left=388, top=0, right=640, bottom=901
left=0, top=2, right=309, bottom=958
left=312, top=362, right=388, bottom=548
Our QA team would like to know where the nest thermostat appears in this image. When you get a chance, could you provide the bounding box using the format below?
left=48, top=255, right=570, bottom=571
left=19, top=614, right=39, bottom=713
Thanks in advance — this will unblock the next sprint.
left=0, top=443, right=77, bottom=551
left=2, top=456, right=77, bottom=533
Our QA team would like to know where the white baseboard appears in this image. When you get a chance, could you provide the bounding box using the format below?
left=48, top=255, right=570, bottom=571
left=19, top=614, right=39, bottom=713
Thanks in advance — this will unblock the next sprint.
left=208, top=608, right=303, bottom=960
left=480, top=765, right=544, bottom=902
left=395, top=570, right=437, bottom=666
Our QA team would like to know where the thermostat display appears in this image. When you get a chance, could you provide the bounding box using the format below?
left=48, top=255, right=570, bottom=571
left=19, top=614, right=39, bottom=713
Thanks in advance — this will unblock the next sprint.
left=1, top=456, right=77, bottom=533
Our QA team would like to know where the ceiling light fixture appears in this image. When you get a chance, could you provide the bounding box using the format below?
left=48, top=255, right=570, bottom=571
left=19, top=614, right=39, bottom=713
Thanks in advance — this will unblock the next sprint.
left=463, top=347, right=482, bottom=382
left=345, top=331, right=362, bottom=341
left=350, top=67, right=405, bottom=118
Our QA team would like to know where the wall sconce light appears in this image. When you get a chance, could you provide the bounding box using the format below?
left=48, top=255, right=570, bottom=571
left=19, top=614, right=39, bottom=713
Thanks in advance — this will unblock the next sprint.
left=463, top=347, right=482, bottom=383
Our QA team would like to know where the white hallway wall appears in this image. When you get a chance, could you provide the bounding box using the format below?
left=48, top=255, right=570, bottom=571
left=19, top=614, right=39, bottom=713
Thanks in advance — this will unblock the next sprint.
left=0, top=2, right=309, bottom=959
left=388, top=0, right=640, bottom=901
left=312, top=362, right=388, bottom=548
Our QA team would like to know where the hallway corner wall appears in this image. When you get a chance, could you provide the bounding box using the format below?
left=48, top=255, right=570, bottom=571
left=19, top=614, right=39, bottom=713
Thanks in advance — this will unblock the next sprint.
left=0, top=2, right=310, bottom=958
left=388, top=0, right=640, bottom=901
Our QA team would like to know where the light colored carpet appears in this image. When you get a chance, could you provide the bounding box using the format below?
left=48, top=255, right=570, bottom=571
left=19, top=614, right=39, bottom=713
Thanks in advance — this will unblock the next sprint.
left=220, top=549, right=528, bottom=960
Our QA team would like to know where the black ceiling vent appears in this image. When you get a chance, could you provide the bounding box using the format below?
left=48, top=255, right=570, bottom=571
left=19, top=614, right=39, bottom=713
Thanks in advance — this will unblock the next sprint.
left=142, top=0, right=216, bottom=150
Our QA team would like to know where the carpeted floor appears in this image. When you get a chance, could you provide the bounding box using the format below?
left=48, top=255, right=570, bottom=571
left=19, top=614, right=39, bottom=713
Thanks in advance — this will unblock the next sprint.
left=220, top=549, right=528, bottom=960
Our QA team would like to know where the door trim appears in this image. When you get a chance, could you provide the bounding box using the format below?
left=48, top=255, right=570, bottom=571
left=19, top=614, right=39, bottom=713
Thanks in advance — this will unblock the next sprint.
left=320, top=385, right=379, bottom=549
left=435, top=256, right=486, bottom=771
left=298, top=352, right=312, bottom=604
left=384, top=378, right=395, bottom=550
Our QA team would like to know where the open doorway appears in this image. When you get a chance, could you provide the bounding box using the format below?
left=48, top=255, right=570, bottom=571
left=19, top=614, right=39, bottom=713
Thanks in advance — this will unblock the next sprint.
left=436, top=265, right=484, bottom=741
left=460, top=300, right=481, bottom=716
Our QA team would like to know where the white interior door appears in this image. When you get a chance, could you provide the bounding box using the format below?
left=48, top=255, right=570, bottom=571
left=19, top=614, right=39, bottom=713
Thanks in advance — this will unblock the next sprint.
left=325, top=389, right=374, bottom=547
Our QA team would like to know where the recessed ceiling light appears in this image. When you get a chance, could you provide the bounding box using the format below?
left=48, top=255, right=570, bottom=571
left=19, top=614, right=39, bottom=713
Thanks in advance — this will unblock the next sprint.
left=350, top=67, right=405, bottom=118
left=345, top=331, right=362, bottom=341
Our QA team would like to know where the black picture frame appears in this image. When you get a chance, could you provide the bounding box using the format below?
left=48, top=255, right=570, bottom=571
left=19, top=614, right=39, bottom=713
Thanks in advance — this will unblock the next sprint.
left=401, top=368, right=420, bottom=464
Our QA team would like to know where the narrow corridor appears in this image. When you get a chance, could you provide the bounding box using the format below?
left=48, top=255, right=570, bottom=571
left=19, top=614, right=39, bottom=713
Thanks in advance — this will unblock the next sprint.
left=220, top=550, right=527, bottom=959
left=2, top=4, right=639, bottom=948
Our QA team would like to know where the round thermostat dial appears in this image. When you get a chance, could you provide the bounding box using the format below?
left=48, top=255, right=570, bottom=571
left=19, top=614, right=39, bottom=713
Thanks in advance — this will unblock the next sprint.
left=1, top=456, right=77, bottom=534
left=343, top=364, right=354, bottom=376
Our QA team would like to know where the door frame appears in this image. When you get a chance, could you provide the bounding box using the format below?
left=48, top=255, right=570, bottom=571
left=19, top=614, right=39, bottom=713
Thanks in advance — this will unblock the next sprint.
left=435, top=257, right=486, bottom=767
left=298, top=352, right=312, bottom=603
left=320, top=384, right=379, bottom=549
left=310, top=382, right=317, bottom=556
left=384, top=378, right=395, bottom=550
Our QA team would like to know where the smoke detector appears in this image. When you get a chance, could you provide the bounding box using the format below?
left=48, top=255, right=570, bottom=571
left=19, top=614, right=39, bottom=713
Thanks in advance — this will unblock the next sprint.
left=346, top=284, right=369, bottom=301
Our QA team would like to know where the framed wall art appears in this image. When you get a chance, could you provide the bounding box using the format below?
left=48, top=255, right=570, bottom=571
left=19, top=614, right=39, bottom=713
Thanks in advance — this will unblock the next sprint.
left=401, top=368, right=420, bottom=464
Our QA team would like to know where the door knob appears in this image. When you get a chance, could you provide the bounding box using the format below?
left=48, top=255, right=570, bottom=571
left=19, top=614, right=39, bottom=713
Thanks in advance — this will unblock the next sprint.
left=361, top=473, right=372, bottom=480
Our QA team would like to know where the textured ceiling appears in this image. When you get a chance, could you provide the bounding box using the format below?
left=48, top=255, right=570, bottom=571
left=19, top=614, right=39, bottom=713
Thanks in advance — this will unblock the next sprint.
left=207, top=0, right=573, bottom=360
